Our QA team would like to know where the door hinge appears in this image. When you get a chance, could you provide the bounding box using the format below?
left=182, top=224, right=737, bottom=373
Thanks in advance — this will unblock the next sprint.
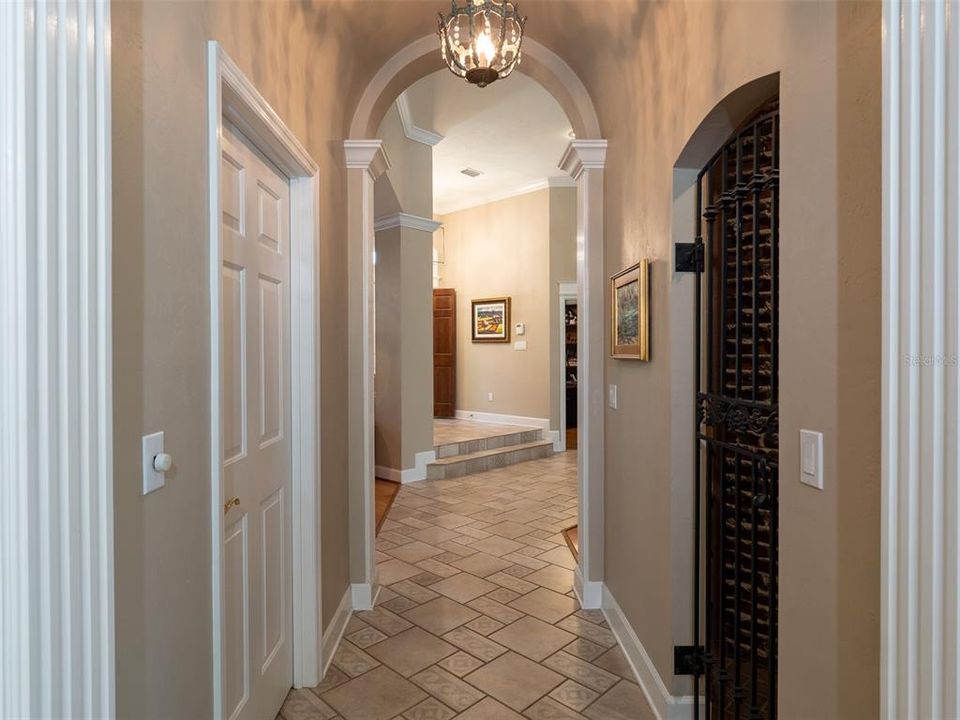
left=674, top=645, right=703, bottom=676
left=674, top=242, right=704, bottom=273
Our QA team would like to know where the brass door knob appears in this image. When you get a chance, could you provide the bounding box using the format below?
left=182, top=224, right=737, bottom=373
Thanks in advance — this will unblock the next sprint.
left=223, top=496, right=240, bottom=514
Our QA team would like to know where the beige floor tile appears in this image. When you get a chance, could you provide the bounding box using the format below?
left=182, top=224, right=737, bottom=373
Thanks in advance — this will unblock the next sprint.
left=429, top=573, right=497, bottom=603
left=381, top=595, right=420, bottom=614
left=555, top=616, right=617, bottom=648
left=483, top=521, right=537, bottom=539
left=487, top=572, right=538, bottom=595
left=387, top=541, right=444, bottom=564
left=415, top=558, right=461, bottom=578
left=322, top=665, right=427, bottom=720
left=591, top=646, right=635, bottom=680
left=389, top=579, right=440, bottom=604
left=562, top=638, right=607, bottom=662
left=333, top=641, right=380, bottom=677
left=542, top=652, right=619, bottom=693
left=442, top=626, right=508, bottom=662
left=548, top=679, right=600, bottom=712
left=523, top=565, right=575, bottom=594
left=536, top=547, right=578, bottom=570
left=357, top=607, right=414, bottom=636
left=378, top=559, right=424, bottom=585
left=411, top=527, right=461, bottom=545
left=451, top=552, right=514, bottom=577
left=345, top=626, right=388, bottom=649
left=402, top=696, right=455, bottom=720
left=523, top=696, right=588, bottom=719
left=508, top=588, right=578, bottom=624
left=464, top=615, right=504, bottom=636
left=436, top=650, right=485, bottom=678
left=468, top=535, right=525, bottom=557
left=463, top=652, right=564, bottom=711
left=281, top=688, right=338, bottom=720
left=452, top=697, right=526, bottom=720
left=582, top=680, right=655, bottom=720
left=365, top=627, right=457, bottom=677
left=402, top=597, right=479, bottom=635
left=310, top=666, right=350, bottom=696
left=466, top=596, right=524, bottom=625
left=410, top=665, right=485, bottom=712
left=489, top=616, right=577, bottom=662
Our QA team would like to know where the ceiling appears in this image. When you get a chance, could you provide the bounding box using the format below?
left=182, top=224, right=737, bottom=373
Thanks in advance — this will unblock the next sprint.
left=402, top=68, right=575, bottom=215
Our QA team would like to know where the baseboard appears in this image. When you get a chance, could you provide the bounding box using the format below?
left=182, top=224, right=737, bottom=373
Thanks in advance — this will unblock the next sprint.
left=546, top=429, right=563, bottom=452
left=375, top=450, right=436, bottom=484
left=454, top=410, right=551, bottom=431
left=601, top=584, right=701, bottom=720
left=351, top=582, right=380, bottom=611
left=573, top=566, right=603, bottom=609
left=320, top=586, right=353, bottom=677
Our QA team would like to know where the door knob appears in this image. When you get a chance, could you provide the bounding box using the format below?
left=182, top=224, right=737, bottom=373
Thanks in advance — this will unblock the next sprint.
left=152, top=453, right=173, bottom=472
left=224, top=496, right=240, bottom=514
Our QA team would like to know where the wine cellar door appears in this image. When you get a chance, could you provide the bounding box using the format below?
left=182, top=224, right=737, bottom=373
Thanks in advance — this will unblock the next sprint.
left=693, top=100, right=780, bottom=720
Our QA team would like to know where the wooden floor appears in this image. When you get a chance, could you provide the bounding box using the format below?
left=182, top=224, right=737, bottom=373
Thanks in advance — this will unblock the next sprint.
left=562, top=524, right=579, bottom=561
left=375, top=479, right=400, bottom=534
left=566, top=427, right=578, bottom=449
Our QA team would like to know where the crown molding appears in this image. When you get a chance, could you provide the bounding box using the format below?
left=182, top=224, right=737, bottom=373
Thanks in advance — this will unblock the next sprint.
left=374, top=212, right=443, bottom=234
left=559, top=139, right=608, bottom=180
left=396, top=93, right=444, bottom=147
left=435, top=176, right=576, bottom=216
left=343, top=139, right=392, bottom=179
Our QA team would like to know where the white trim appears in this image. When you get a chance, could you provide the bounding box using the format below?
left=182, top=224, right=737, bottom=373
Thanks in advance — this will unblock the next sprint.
left=881, top=2, right=960, bottom=717
left=207, top=43, right=323, bottom=714
left=351, top=583, right=380, bottom=613
left=437, top=175, right=577, bottom=216
left=376, top=450, right=437, bottom=484
left=395, top=92, right=444, bottom=146
left=602, top=585, right=700, bottom=720
left=454, top=410, right=551, bottom=431
left=1, top=2, right=115, bottom=716
left=320, top=587, right=353, bottom=678
left=557, top=282, right=578, bottom=453
left=573, top=567, right=603, bottom=610
left=374, top=212, right=442, bottom=234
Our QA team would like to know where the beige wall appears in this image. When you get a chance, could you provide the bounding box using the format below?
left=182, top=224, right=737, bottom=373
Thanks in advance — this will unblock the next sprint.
left=528, top=2, right=881, bottom=715
left=548, top=186, right=578, bottom=433
left=374, top=104, right=433, bottom=219
left=111, top=2, right=361, bottom=716
left=437, top=188, right=575, bottom=427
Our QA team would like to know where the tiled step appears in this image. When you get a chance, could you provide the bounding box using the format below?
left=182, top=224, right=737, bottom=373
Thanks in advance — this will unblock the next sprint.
left=434, top=428, right=543, bottom=460
left=426, top=438, right=555, bottom=480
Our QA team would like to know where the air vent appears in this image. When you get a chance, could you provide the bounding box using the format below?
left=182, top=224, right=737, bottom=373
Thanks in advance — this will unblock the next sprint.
left=460, top=167, right=483, bottom=177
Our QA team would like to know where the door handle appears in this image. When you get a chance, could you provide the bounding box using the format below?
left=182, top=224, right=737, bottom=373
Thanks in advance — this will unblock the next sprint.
left=224, top=496, right=240, bottom=514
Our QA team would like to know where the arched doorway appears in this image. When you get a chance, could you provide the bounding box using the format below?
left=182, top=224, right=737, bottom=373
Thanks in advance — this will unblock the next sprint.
left=342, top=34, right=608, bottom=614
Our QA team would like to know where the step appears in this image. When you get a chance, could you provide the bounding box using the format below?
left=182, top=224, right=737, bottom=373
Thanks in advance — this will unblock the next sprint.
left=426, top=439, right=555, bottom=480
left=434, top=428, right=544, bottom=460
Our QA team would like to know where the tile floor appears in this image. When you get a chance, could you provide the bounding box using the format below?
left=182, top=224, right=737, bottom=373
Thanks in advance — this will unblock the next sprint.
left=280, top=452, right=655, bottom=720
left=433, top=418, right=538, bottom=446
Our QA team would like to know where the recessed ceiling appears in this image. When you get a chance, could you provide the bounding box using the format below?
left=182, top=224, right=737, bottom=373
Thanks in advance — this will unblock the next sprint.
left=402, top=69, right=574, bottom=215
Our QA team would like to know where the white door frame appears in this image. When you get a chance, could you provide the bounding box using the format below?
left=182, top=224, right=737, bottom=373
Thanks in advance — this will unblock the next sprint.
left=345, top=35, right=607, bottom=610
left=557, top=282, right=578, bottom=453
left=207, top=42, right=321, bottom=718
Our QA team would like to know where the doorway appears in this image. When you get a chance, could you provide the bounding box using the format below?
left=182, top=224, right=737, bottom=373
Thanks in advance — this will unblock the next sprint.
left=694, top=100, right=780, bottom=720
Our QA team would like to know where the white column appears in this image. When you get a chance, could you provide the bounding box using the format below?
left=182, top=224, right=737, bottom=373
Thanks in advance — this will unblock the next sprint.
left=0, top=1, right=114, bottom=717
left=344, top=140, right=391, bottom=609
left=882, top=2, right=960, bottom=718
left=560, top=140, right=607, bottom=608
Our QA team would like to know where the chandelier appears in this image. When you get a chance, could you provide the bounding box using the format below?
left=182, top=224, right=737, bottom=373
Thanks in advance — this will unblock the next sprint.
left=438, top=1, right=527, bottom=88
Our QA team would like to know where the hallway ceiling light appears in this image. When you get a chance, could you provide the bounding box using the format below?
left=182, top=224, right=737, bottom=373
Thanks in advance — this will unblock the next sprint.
left=438, top=0, right=526, bottom=88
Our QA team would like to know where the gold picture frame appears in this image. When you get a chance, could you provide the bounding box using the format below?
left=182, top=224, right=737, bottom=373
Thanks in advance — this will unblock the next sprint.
left=610, top=260, right=649, bottom=360
left=471, top=297, right=512, bottom=343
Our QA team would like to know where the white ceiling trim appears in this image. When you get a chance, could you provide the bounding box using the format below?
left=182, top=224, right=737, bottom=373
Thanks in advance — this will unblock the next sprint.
left=437, top=176, right=577, bottom=216
left=374, top=212, right=443, bottom=234
left=395, top=93, right=444, bottom=146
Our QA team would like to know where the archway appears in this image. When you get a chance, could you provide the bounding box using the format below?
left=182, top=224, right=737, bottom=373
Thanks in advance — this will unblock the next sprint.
left=342, top=34, right=608, bottom=613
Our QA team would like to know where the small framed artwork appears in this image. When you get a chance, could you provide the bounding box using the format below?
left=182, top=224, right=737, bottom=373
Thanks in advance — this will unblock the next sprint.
left=610, top=260, right=649, bottom=360
left=471, top=297, right=511, bottom=343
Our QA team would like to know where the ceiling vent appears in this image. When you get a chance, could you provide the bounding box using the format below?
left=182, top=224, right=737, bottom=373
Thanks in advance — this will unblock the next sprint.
left=460, top=167, right=483, bottom=177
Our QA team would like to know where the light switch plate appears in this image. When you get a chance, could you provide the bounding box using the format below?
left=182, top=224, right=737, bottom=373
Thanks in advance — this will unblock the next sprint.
left=799, top=429, right=823, bottom=490
left=513, top=340, right=527, bottom=351
left=608, top=384, right=618, bottom=409
left=142, top=431, right=165, bottom=495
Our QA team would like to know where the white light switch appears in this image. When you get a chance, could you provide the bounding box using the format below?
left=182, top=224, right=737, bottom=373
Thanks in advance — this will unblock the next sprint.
left=142, top=431, right=167, bottom=495
left=608, top=384, right=618, bottom=409
left=487, top=392, right=494, bottom=402
left=799, top=429, right=823, bottom=490
left=513, top=340, right=527, bottom=351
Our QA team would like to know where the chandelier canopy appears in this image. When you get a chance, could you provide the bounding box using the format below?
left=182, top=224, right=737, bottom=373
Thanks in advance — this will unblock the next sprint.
left=438, top=1, right=527, bottom=88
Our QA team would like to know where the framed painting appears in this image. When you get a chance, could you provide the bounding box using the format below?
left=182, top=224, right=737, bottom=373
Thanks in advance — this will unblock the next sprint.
left=610, top=260, right=649, bottom=360
left=471, top=297, right=511, bottom=343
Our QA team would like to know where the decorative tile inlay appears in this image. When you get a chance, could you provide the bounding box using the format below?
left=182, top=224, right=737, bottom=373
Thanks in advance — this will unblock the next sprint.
left=549, top=679, right=600, bottom=712
left=332, top=641, right=380, bottom=678
left=436, top=650, right=485, bottom=677
left=542, top=652, right=619, bottom=693
left=410, top=666, right=485, bottom=712
left=441, top=626, right=508, bottom=662
left=346, top=626, right=388, bottom=649
left=402, top=696, right=456, bottom=720
left=464, top=615, right=504, bottom=636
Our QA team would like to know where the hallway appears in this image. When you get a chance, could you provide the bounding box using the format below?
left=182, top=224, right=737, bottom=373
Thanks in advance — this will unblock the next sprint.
left=281, top=453, right=653, bottom=719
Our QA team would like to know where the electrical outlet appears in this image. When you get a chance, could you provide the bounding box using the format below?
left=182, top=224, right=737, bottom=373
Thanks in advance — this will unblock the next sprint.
left=608, top=384, right=618, bottom=409
left=487, top=392, right=494, bottom=402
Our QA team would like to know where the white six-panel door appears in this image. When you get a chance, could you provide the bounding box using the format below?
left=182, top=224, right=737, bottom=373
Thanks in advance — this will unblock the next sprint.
left=220, top=122, right=293, bottom=720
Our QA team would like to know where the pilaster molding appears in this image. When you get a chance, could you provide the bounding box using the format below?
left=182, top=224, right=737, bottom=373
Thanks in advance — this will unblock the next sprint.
left=395, top=92, right=444, bottom=146
left=374, top=212, right=442, bottom=234
left=344, top=139, right=392, bottom=180
left=0, top=1, right=115, bottom=717
left=560, top=139, right=609, bottom=180
left=882, top=1, right=960, bottom=718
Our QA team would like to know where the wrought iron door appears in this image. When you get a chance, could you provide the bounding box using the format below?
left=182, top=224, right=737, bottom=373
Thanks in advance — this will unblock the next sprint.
left=693, top=101, right=779, bottom=720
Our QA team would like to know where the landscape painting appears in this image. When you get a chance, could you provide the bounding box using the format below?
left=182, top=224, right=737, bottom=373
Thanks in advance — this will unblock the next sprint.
left=611, top=260, right=649, bottom=360
left=472, top=297, right=511, bottom=343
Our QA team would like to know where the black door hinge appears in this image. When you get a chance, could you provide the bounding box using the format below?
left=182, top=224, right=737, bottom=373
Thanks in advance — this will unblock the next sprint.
left=675, top=242, right=704, bottom=273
